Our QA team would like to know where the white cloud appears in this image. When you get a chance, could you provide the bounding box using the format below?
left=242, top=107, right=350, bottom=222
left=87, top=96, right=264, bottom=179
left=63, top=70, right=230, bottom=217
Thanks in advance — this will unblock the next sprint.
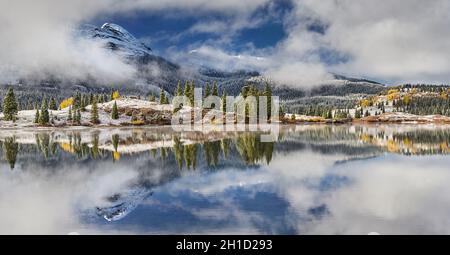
left=0, top=162, right=139, bottom=234
left=2, top=0, right=450, bottom=87
left=0, top=0, right=270, bottom=84
left=289, top=0, right=450, bottom=84
left=176, top=0, right=450, bottom=87
left=186, top=46, right=268, bottom=70
left=264, top=62, right=333, bottom=88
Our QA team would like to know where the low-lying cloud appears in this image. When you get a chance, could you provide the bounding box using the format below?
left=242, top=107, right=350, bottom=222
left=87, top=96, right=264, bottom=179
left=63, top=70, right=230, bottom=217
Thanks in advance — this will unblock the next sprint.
left=178, top=0, right=450, bottom=86
left=2, top=0, right=450, bottom=87
left=0, top=0, right=270, bottom=85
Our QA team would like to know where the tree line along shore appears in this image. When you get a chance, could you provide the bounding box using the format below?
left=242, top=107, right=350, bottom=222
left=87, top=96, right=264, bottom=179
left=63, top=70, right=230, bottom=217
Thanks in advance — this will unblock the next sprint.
left=1, top=83, right=450, bottom=128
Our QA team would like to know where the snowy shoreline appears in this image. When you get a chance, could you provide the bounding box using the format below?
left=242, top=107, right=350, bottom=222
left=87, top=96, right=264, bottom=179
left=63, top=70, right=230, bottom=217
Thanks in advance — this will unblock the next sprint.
left=2, top=98, right=450, bottom=130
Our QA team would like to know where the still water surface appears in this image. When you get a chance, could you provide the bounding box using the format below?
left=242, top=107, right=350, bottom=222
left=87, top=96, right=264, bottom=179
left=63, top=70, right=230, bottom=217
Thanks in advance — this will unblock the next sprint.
left=1, top=124, right=450, bottom=234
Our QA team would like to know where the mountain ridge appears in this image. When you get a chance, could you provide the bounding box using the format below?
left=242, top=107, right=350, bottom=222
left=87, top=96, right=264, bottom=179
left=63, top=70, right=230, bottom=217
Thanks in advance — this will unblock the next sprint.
left=0, top=22, right=386, bottom=108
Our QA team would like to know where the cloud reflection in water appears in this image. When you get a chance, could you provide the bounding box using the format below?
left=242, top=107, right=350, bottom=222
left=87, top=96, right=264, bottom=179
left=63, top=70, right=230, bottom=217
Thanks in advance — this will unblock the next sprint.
left=0, top=125, right=449, bottom=234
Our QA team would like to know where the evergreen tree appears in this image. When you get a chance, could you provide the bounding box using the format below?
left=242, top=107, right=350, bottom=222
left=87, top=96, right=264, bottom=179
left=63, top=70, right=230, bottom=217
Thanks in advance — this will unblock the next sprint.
left=221, top=90, right=227, bottom=113
left=74, top=92, right=81, bottom=110
left=80, top=94, right=86, bottom=111
left=84, top=94, right=89, bottom=107
left=355, top=108, right=361, bottom=119
left=176, top=81, right=182, bottom=96
left=279, top=104, right=285, bottom=119
left=204, top=82, right=210, bottom=98
left=111, top=101, right=119, bottom=120
left=159, top=88, right=166, bottom=104
left=49, top=97, right=57, bottom=110
left=189, top=82, right=195, bottom=106
left=327, top=110, right=333, bottom=119
left=184, top=81, right=190, bottom=96
left=75, top=109, right=81, bottom=124
left=264, top=82, right=272, bottom=121
left=4, top=137, right=18, bottom=170
left=184, top=82, right=191, bottom=105
left=212, top=81, right=219, bottom=96
left=164, top=93, right=170, bottom=104
left=39, top=98, right=50, bottom=125
left=149, top=93, right=156, bottom=102
left=3, top=88, right=18, bottom=121
left=91, top=98, right=99, bottom=124
left=34, top=109, right=40, bottom=124
left=68, top=106, right=73, bottom=123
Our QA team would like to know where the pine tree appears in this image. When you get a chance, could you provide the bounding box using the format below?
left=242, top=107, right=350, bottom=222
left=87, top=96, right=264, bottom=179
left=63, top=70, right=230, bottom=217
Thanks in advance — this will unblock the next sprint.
left=68, top=106, right=73, bottom=123
left=39, top=98, right=50, bottom=125
left=212, top=81, right=219, bottom=96
left=49, top=97, right=57, bottom=110
left=176, top=81, right=182, bottom=96
left=80, top=94, right=86, bottom=111
left=159, top=88, right=166, bottom=104
left=34, top=109, right=40, bottom=124
left=91, top=98, right=99, bottom=124
left=279, top=104, right=285, bottom=119
left=163, top=93, right=170, bottom=104
left=76, top=109, right=81, bottom=124
left=327, top=110, right=333, bottom=119
left=3, top=88, right=18, bottom=121
left=189, top=82, right=195, bottom=106
left=149, top=92, right=156, bottom=102
left=204, top=82, right=210, bottom=98
left=84, top=94, right=89, bottom=107
left=221, top=90, right=227, bottom=113
left=149, top=93, right=155, bottom=102
left=264, top=82, right=272, bottom=121
left=355, top=108, right=361, bottom=119
left=111, top=101, right=119, bottom=120
left=184, top=82, right=191, bottom=105
left=74, top=92, right=81, bottom=110
left=184, top=81, right=190, bottom=96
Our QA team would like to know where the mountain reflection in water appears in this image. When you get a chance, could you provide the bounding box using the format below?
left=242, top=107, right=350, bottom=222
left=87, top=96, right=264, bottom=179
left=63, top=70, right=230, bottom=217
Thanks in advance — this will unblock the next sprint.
left=0, top=124, right=450, bottom=234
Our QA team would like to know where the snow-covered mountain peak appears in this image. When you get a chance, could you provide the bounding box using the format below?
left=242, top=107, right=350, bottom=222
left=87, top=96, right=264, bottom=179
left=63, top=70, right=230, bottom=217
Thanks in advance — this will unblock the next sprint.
left=79, top=23, right=152, bottom=58
left=100, top=23, right=136, bottom=41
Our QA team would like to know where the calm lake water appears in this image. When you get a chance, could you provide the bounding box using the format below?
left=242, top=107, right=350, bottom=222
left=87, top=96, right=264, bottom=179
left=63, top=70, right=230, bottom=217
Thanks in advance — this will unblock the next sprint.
left=1, top=124, right=450, bottom=234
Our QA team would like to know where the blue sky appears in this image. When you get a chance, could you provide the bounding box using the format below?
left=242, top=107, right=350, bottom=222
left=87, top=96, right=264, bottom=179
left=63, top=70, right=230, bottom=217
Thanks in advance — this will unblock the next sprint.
left=93, top=0, right=292, bottom=56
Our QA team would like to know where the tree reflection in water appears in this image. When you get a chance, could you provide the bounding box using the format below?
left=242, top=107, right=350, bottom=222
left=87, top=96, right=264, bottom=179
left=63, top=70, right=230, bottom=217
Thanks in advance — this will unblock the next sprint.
left=1, top=125, right=450, bottom=170
left=2, top=137, right=19, bottom=170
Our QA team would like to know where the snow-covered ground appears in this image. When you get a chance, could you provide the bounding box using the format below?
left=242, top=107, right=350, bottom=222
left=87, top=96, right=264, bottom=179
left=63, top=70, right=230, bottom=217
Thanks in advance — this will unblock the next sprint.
left=361, top=112, right=450, bottom=123
left=0, top=98, right=173, bottom=129
left=2, top=97, right=450, bottom=129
